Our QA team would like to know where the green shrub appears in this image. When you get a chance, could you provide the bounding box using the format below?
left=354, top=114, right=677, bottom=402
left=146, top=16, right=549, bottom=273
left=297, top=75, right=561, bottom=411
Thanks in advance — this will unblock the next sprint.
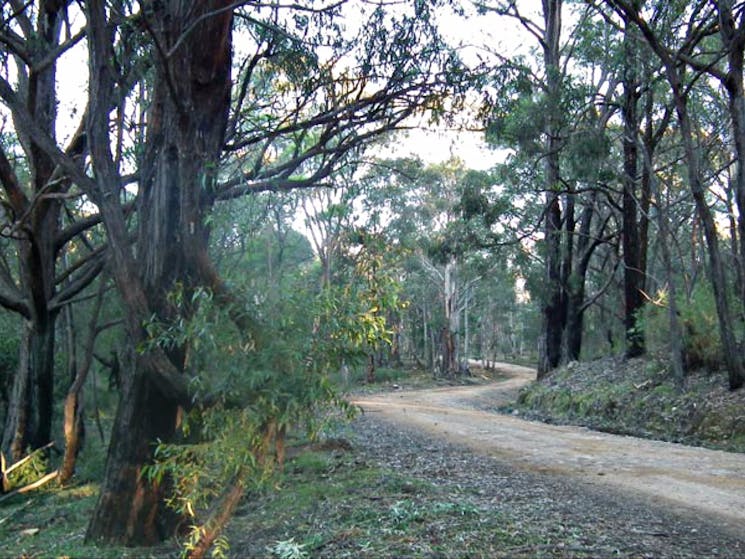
left=642, top=283, right=737, bottom=372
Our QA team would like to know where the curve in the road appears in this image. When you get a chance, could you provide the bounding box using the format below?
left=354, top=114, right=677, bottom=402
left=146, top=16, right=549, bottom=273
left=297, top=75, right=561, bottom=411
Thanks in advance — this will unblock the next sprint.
left=352, top=363, right=745, bottom=532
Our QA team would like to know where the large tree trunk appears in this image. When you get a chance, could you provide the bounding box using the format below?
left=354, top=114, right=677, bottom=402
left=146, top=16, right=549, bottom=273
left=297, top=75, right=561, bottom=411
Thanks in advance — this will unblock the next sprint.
left=86, top=361, right=180, bottom=543
left=85, top=0, right=234, bottom=544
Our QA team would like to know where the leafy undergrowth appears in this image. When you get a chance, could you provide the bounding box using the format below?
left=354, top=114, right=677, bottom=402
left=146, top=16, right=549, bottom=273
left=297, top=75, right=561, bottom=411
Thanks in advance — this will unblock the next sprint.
left=228, top=442, right=542, bottom=558
left=510, top=356, right=745, bottom=453
left=0, top=366, right=503, bottom=559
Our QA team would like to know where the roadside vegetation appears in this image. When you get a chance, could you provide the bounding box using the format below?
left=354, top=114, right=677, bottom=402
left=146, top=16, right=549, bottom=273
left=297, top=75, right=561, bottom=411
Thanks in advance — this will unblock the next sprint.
left=512, top=287, right=745, bottom=453
left=0, top=367, right=514, bottom=559
left=512, top=357, right=745, bottom=454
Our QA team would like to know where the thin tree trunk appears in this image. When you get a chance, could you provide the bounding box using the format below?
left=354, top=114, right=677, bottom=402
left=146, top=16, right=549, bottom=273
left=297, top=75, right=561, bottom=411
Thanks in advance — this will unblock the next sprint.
left=1, top=324, right=32, bottom=462
left=643, top=147, right=685, bottom=381
left=186, top=472, right=246, bottom=559
left=538, top=0, right=564, bottom=379
left=60, top=281, right=105, bottom=485
left=678, top=102, right=744, bottom=389
left=563, top=193, right=597, bottom=362
left=1, top=314, right=56, bottom=461
left=621, top=18, right=646, bottom=357
left=718, top=0, right=745, bottom=318
left=442, top=257, right=459, bottom=376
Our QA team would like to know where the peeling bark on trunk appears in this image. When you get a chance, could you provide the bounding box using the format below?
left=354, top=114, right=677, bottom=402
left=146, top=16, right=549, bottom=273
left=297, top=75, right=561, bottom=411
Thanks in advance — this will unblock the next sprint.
left=84, top=0, right=235, bottom=544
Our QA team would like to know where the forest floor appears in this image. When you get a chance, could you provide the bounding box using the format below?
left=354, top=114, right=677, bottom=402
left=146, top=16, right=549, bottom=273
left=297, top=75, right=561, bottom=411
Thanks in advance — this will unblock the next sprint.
left=3, top=360, right=745, bottom=558
left=227, top=361, right=745, bottom=558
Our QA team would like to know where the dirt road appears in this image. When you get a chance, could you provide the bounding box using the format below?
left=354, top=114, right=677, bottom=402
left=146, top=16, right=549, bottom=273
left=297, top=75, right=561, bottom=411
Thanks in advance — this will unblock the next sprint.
left=352, top=363, right=745, bottom=533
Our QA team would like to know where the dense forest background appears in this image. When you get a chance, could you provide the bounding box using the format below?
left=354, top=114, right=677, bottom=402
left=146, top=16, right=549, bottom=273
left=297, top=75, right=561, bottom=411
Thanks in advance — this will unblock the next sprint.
left=0, top=0, right=744, bottom=556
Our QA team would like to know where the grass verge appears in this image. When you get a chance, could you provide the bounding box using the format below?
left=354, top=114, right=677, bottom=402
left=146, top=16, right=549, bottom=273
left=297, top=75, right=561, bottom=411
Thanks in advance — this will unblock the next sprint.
left=228, top=442, right=541, bottom=558
left=0, top=438, right=543, bottom=559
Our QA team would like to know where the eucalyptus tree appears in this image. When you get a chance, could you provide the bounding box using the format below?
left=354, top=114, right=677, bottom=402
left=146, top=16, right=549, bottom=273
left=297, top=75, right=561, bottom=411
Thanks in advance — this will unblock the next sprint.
left=479, top=0, right=623, bottom=369
left=618, top=5, right=647, bottom=357
left=0, top=1, right=108, bottom=462
left=603, top=0, right=745, bottom=390
left=359, top=156, right=504, bottom=375
left=299, top=166, right=361, bottom=289
left=0, top=0, right=470, bottom=545
left=209, top=192, right=314, bottom=298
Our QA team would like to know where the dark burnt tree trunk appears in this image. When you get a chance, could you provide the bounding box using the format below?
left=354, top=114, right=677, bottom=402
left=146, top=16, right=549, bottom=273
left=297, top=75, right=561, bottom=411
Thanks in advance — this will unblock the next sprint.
left=537, top=0, right=565, bottom=378
left=563, top=192, right=603, bottom=361
left=621, top=16, right=646, bottom=358
left=84, top=0, right=234, bottom=544
left=718, top=0, right=745, bottom=317
left=0, top=1, right=67, bottom=461
left=617, top=1, right=745, bottom=389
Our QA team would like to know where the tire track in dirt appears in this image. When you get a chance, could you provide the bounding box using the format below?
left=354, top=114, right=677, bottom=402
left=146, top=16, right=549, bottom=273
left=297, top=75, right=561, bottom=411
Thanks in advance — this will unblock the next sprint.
left=352, top=363, right=745, bottom=533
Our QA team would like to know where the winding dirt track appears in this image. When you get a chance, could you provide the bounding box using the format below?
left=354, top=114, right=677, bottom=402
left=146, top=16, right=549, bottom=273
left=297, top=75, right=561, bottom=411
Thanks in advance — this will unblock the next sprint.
left=352, top=364, right=745, bottom=533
